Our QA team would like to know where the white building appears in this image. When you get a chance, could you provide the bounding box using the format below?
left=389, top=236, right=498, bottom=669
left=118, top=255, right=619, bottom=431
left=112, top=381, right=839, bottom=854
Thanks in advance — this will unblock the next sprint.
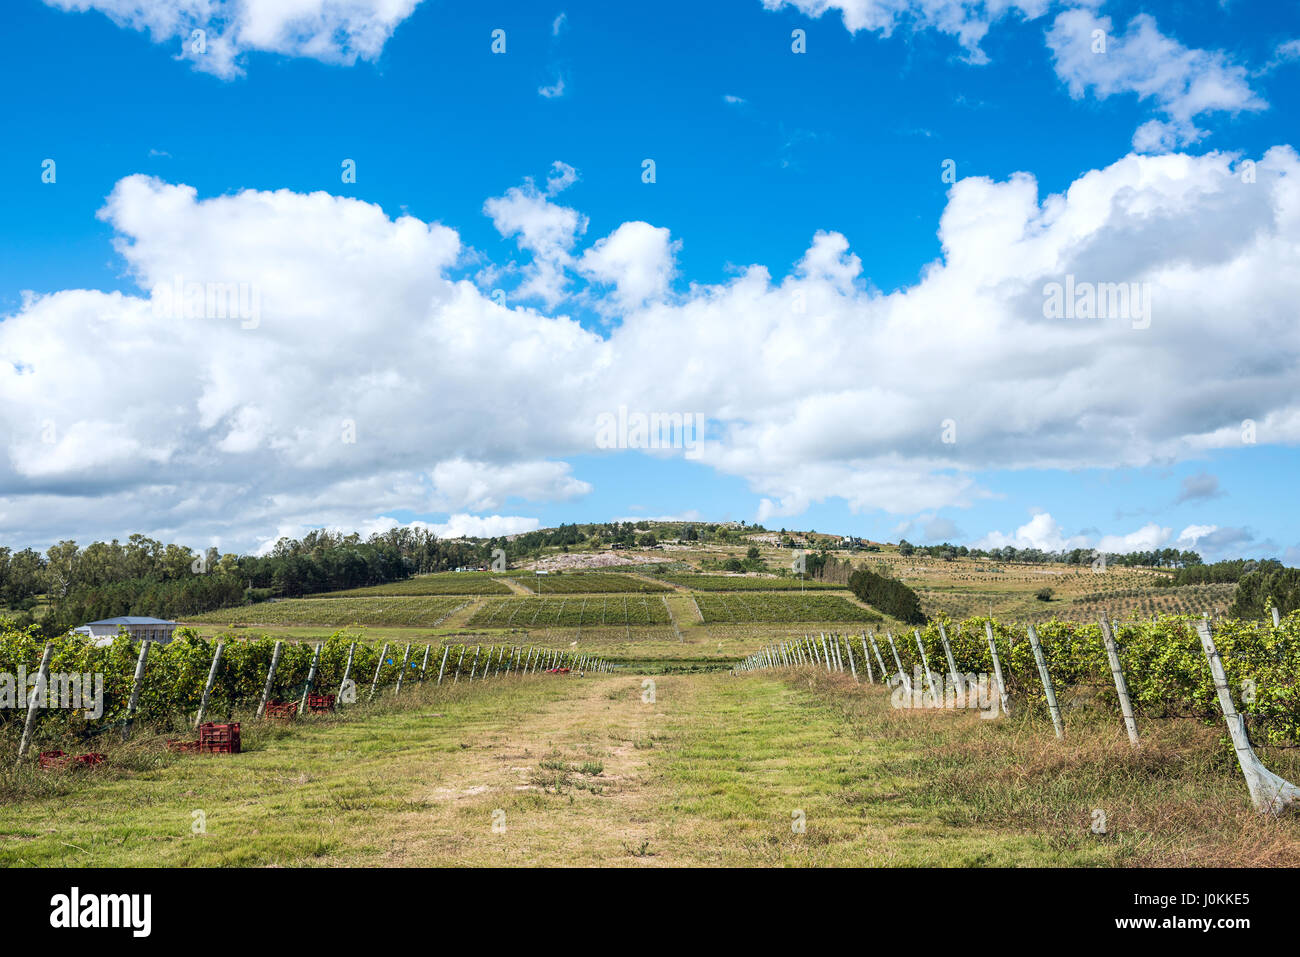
left=71, top=617, right=179, bottom=646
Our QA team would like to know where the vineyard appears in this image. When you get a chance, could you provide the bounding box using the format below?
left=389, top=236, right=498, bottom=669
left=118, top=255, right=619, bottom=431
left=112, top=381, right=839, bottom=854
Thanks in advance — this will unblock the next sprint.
left=510, top=573, right=671, bottom=594
left=468, top=595, right=672, bottom=627
left=308, top=573, right=513, bottom=597
left=663, top=575, right=847, bottom=591
left=693, top=593, right=880, bottom=623
left=195, top=596, right=468, bottom=627
left=0, top=622, right=603, bottom=756
left=740, top=613, right=1300, bottom=747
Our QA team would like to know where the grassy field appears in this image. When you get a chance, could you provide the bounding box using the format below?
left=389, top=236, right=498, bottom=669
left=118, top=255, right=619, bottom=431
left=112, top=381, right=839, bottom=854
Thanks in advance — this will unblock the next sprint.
left=663, top=574, right=848, bottom=590
left=4, top=667, right=1295, bottom=866
left=468, top=595, right=673, bottom=627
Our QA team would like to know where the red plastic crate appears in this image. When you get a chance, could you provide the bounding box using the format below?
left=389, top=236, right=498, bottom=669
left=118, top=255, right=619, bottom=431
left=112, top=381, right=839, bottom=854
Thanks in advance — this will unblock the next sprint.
left=263, top=701, right=298, bottom=721
left=199, top=721, right=241, bottom=754
left=38, top=750, right=68, bottom=769
left=74, top=753, right=105, bottom=767
left=306, top=693, right=335, bottom=713
left=166, top=739, right=200, bottom=754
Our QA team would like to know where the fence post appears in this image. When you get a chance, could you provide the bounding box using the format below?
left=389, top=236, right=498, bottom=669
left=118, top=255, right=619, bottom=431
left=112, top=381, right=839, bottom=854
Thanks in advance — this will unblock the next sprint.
left=886, top=633, right=906, bottom=685
left=393, top=643, right=412, bottom=696
left=1272, top=607, right=1281, bottom=628
left=436, top=645, right=450, bottom=685
left=195, top=641, right=225, bottom=729
left=298, top=643, right=323, bottom=715
left=257, top=640, right=283, bottom=718
left=868, top=633, right=887, bottom=682
left=860, top=635, right=873, bottom=684
left=339, top=642, right=356, bottom=703
left=17, top=643, right=54, bottom=760
left=121, top=638, right=155, bottom=738
left=1195, top=621, right=1299, bottom=815
left=938, top=622, right=962, bottom=694
left=844, top=635, right=858, bottom=682
left=468, top=645, right=481, bottom=681
left=369, top=642, right=390, bottom=702
left=983, top=622, right=1010, bottom=718
left=1026, top=625, right=1064, bottom=740
left=1099, top=617, right=1139, bottom=746
left=418, top=644, right=432, bottom=682
left=913, top=629, right=937, bottom=704
left=819, top=634, right=833, bottom=673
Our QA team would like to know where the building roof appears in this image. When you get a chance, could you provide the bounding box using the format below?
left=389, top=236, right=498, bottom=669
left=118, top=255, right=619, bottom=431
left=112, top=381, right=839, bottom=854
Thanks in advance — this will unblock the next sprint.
left=84, top=617, right=177, bottom=626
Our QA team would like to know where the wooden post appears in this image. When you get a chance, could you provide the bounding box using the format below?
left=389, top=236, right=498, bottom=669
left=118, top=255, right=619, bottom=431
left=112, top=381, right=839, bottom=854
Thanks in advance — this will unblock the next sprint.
left=886, top=633, right=906, bottom=685
left=819, top=634, right=832, bottom=672
left=913, top=629, right=937, bottom=704
left=123, top=639, right=153, bottom=737
left=298, top=643, right=323, bottom=715
left=453, top=645, right=466, bottom=683
left=393, top=643, right=412, bottom=696
left=436, top=645, right=450, bottom=685
left=860, top=635, right=874, bottom=684
left=938, top=622, right=962, bottom=694
left=983, top=622, right=1010, bottom=717
left=1099, top=617, right=1139, bottom=746
left=195, top=641, right=225, bottom=729
left=868, top=633, right=888, bottom=682
left=338, top=642, right=356, bottom=702
left=16, top=644, right=53, bottom=760
left=418, top=643, right=432, bottom=682
left=468, top=645, right=481, bottom=681
left=844, top=635, right=858, bottom=682
left=1026, top=625, right=1064, bottom=740
left=256, top=640, right=283, bottom=718
left=1194, top=621, right=1298, bottom=814
left=368, top=642, right=389, bottom=702
left=1272, top=607, right=1281, bottom=627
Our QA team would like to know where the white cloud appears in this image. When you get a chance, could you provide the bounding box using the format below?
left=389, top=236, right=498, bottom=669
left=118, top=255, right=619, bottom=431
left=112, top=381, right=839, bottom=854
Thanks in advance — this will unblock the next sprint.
left=6, top=144, right=1300, bottom=550
left=759, top=0, right=1049, bottom=63
left=430, top=459, right=591, bottom=512
left=578, top=222, right=679, bottom=310
left=538, top=76, right=566, bottom=99
left=45, top=0, right=423, bottom=79
left=1046, top=10, right=1265, bottom=150
left=975, top=513, right=1090, bottom=552
left=430, top=513, right=541, bottom=539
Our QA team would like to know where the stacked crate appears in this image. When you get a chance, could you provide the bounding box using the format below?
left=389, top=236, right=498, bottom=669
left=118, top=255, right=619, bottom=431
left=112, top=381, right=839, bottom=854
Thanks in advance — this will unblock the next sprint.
left=199, top=722, right=241, bottom=754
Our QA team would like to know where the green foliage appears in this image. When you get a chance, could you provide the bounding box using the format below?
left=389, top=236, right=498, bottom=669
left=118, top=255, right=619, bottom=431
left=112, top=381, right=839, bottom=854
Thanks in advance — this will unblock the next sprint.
left=1230, top=564, right=1300, bottom=618
left=849, top=568, right=925, bottom=624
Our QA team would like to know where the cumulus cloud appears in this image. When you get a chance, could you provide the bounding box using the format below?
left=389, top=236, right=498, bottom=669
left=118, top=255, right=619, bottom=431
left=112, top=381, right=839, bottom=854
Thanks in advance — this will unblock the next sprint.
left=45, top=0, right=423, bottom=78
left=5, top=144, right=1300, bottom=550
left=759, top=0, right=1049, bottom=63
left=1046, top=10, right=1265, bottom=150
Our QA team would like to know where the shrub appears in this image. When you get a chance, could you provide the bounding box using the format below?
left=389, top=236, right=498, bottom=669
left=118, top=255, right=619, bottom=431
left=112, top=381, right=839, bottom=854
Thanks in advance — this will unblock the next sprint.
left=848, top=568, right=925, bottom=624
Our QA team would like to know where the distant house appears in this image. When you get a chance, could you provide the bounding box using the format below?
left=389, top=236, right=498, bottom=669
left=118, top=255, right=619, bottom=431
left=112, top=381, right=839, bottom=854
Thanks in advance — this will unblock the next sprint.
left=71, top=617, right=179, bottom=647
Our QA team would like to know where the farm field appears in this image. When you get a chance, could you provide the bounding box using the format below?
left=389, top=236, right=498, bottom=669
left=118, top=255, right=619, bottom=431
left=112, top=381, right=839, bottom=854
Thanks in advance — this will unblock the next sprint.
left=663, top=574, right=848, bottom=590
left=508, top=572, right=671, bottom=594
left=693, top=592, right=880, bottom=623
left=196, top=596, right=469, bottom=628
left=468, top=595, right=673, bottom=627
left=309, top=573, right=513, bottom=597
left=4, top=669, right=1296, bottom=866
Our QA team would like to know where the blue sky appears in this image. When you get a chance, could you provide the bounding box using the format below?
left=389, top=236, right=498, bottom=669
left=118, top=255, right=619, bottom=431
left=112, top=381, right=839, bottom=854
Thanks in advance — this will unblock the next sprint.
left=2, top=0, right=1299, bottom=560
